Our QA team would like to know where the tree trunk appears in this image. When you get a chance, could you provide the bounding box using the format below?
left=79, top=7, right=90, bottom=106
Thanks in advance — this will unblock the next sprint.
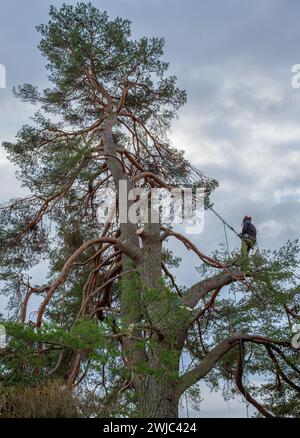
left=134, top=221, right=182, bottom=418
left=102, top=120, right=183, bottom=418
left=137, top=374, right=180, bottom=418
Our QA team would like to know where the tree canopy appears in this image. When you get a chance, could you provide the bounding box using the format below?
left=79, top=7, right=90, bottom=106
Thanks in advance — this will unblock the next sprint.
left=0, top=3, right=299, bottom=418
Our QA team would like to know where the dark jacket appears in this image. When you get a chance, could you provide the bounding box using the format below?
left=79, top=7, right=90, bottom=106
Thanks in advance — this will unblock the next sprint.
left=242, top=220, right=257, bottom=239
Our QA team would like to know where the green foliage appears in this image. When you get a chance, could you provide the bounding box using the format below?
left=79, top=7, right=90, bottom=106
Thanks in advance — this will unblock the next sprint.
left=0, top=1, right=188, bottom=320
left=190, top=240, right=300, bottom=416
left=0, top=318, right=119, bottom=387
left=0, top=1, right=299, bottom=418
left=4, top=318, right=105, bottom=350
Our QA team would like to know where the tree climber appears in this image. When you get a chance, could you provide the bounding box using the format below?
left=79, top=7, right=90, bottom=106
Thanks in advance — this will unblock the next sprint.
left=238, top=215, right=257, bottom=271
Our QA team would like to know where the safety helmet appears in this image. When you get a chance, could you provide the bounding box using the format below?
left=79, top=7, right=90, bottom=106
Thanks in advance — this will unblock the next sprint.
left=243, top=215, right=252, bottom=222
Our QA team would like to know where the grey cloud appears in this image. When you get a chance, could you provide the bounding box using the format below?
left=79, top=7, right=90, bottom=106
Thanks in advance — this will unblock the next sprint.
left=0, top=0, right=300, bottom=417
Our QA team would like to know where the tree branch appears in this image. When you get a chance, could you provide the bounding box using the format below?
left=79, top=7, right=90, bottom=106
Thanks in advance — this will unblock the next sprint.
left=265, top=345, right=300, bottom=392
left=179, top=333, right=294, bottom=395
left=179, top=333, right=242, bottom=394
left=235, top=342, right=273, bottom=418
left=36, top=236, right=142, bottom=327
left=182, top=268, right=244, bottom=309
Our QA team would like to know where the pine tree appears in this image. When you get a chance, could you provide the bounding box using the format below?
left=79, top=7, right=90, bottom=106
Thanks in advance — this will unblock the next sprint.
left=0, top=3, right=299, bottom=418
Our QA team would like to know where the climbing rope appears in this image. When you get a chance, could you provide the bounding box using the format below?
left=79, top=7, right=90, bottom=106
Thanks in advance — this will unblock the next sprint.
left=145, top=152, right=240, bottom=239
left=223, top=222, right=231, bottom=257
left=218, top=213, right=249, bottom=418
left=232, top=287, right=250, bottom=418
left=147, top=155, right=251, bottom=417
left=209, top=206, right=238, bottom=236
left=181, top=354, right=190, bottom=418
left=239, top=336, right=250, bottom=418
left=190, top=171, right=251, bottom=417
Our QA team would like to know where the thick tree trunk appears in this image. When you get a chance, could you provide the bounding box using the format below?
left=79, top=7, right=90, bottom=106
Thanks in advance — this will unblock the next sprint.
left=137, top=375, right=180, bottom=418
left=134, top=221, right=182, bottom=418
left=102, top=118, right=184, bottom=418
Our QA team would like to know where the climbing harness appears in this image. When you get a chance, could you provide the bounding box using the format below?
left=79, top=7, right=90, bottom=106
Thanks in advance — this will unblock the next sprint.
left=241, top=233, right=256, bottom=248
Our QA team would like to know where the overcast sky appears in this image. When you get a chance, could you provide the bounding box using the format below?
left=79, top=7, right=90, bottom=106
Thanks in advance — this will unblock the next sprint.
left=0, top=0, right=300, bottom=417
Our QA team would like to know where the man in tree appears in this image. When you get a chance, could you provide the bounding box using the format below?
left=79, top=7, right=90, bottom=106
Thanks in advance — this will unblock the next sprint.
left=0, top=3, right=299, bottom=418
left=238, top=215, right=257, bottom=271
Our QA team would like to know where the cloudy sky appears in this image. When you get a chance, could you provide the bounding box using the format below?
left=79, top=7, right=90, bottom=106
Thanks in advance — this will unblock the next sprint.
left=0, top=0, right=300, bottom=417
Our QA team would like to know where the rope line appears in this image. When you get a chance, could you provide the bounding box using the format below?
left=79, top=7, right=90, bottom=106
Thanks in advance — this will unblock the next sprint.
left=153, top=156, right=250, bottom=417
left=209, top=206, right=238, bottom=236
left=239, top=336, right=250, bottom=418
left=232, top=285, right=250, bottom=418
left=223, top=222, right=230, bottom=256
left=217, top=204, right=249, bottom=418
left=181, top=354, right=190, bottom=418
